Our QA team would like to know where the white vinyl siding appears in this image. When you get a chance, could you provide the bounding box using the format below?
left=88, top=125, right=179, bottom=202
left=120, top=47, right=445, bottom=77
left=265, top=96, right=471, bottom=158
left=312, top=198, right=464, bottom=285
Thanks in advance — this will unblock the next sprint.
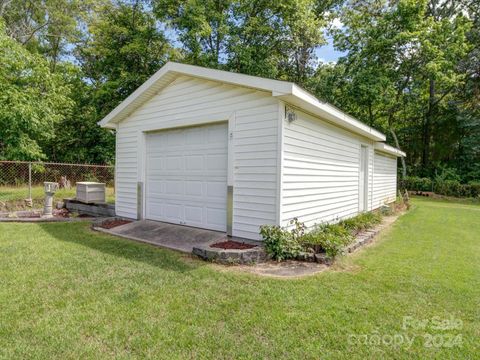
left=280, top=110, right=374, bottom=228
left=115, top=75, right=279, bottom=240
left=373, top=152, right=397, bottom=207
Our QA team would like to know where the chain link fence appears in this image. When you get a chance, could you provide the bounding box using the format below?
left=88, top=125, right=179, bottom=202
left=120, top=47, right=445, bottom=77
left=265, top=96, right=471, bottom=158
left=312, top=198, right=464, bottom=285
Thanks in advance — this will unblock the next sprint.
left=0, top=161, right=115, bottom=210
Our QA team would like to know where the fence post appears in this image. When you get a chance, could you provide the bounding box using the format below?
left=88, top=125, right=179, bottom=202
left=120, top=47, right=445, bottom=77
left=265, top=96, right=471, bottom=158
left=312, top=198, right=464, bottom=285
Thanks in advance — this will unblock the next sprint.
left=28, top=162, right=32, bottom=203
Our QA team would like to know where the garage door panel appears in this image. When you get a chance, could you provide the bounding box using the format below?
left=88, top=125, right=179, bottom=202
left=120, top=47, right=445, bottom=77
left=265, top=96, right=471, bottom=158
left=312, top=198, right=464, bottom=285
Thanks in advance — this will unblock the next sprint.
left=207, top=126, right=228, bottom=143
left=185, top=181, right=203, bottom=196
left=207, top=182, right=227, bottom=199
left=146, top=122, right=228, bottom=231
left=186, top=127, right=204, bottom=144
left=164, top=203, right=182, bottom=221
left=206, top=154, right=227, bottom=170
left=184, top=206, right=203, bottom=223
left=165, top=180, right=183, bottom=195
left=185, top=155, right=204, bottom=170
left=166, top=156, right=182, bottom=170
left=166, top=130, right=184, bottom=146
left=206, top=208, right=227, bottom=227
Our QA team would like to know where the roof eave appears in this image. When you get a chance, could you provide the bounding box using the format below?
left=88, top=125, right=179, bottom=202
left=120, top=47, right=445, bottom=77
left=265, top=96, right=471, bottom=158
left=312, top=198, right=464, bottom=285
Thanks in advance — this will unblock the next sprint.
left=98, top=62, right=294, bottom=128
left=275, top=86, right=386, bottom=142
left=97, top=62, right=388, bottom=143
left=98, top=62, right=176, bottom=128
left=374, top=142, right=406, bottom=157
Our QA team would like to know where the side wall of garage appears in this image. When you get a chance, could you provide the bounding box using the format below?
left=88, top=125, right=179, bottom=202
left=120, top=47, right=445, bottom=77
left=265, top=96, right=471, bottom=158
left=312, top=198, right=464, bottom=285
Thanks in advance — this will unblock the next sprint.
left=372, top=152, right=398, bottom=208
left=115, top=75, right=280, bottom=240
left=280, top=109, right=375, bottom=228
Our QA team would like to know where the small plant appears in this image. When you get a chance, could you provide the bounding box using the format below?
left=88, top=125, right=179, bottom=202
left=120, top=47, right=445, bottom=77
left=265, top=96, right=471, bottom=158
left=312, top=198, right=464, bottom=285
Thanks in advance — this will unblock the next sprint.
left=259, top=218, right=303, bottom=261
left=260, top=211, right=383, bottom=261
left=340, top=211, right=382, bottom=234
left=83, top=173, right=100, bottom=183
left=300, top=224, right=354, bottom=258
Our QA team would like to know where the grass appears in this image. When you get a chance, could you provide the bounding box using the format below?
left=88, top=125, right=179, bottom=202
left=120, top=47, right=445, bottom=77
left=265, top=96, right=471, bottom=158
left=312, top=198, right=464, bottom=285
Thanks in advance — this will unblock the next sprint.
left=0, top=198, right=478, bottom=359
left=0, top=186, right=115, bottom=205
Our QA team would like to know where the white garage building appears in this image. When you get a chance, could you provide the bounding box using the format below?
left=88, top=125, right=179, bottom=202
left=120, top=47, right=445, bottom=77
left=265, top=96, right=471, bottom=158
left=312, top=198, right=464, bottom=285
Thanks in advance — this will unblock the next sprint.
left=99, top=62, right=405, bottom=240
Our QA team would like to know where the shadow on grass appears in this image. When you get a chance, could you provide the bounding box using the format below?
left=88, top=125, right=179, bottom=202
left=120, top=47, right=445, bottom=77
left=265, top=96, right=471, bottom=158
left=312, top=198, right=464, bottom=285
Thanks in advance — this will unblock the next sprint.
left=38, top=222, right=204, bottom=274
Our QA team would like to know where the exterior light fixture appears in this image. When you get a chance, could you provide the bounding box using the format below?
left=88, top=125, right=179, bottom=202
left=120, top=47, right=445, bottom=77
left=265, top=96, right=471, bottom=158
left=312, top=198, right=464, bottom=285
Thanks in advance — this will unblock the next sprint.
left=285, top=106, right=297, bottom=123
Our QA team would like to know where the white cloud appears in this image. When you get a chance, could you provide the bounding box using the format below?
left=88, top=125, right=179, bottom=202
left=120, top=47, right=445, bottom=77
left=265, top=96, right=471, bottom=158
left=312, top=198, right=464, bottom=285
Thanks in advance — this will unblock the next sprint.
left=331, top=17, right=343, bottom=30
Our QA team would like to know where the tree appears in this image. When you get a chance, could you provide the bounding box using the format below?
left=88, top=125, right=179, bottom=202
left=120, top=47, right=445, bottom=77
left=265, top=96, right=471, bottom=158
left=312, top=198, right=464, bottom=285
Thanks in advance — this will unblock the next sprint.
left=227, top=0, right=326, bottom=84
left=153, top=0, right=329, bottom=85
left=313, top=0, right=473, bottom=178
left=78, top=0, right=178, bottom=115
left=153, top=0, right=231, bottom=67
left=45, top=66, right=116, bottom=164
left=0, top=0, right=98, bottom=70
left=0, top=20, right=72, bottom=160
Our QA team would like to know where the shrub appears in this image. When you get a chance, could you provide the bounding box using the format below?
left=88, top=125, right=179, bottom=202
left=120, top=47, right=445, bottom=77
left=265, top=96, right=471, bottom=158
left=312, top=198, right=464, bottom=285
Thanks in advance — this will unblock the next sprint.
left=434, top=180, right=462, bottom=197
left=340, top=211, right=382, bottom=234
left=468, top=181, right=480, bottom=198
left=400, top=176, right=480, bottom=198
left=259, top=218, right=303, bottom=261
left=300, top=224, right=354, bottom=258
left=260, top=211, right=383, bottom=260
left=433, top=180, right=480, bottom=198
left=400, top=176, right=433, bottom=192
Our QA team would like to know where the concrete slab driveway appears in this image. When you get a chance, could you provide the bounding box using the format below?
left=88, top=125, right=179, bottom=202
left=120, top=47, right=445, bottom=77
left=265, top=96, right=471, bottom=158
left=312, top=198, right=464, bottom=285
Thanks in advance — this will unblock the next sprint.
left=102, top=220, right=227, bottom=253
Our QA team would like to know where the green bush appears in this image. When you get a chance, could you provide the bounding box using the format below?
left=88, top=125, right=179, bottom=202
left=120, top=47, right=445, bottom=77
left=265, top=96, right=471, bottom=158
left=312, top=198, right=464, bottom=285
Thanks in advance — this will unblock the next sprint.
left=434, top=180, right=461, bottom=196
left=260, top=211, right=384, bottom=260
left=401, top=176, right=433, bottom=192
left=400, top=176, right=480, bottom=198
left=300, top=224, right=354, bottom=258
left=433, top=180, right=480, bottom=198
left=259, top=218, right=303, bottom=261
left=468, top=182, right=480, bottom=198
left=340, top=211, right=382, bottom=234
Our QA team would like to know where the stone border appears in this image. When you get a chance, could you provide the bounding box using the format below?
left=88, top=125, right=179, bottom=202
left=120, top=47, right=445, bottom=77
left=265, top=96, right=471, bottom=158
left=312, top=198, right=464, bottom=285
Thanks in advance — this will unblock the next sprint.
left=345, top=229, right=378, bottom=253
left=295, top=214, right=400, bottom=265
left=192, top=215, right=400, bottom=266
left=0, top=216, right=94, bottom=223
left=192, top=242, right=267, bottom=265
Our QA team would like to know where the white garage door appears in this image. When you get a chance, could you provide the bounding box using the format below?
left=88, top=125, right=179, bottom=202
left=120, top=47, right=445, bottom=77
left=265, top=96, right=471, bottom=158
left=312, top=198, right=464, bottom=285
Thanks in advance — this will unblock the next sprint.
left=145, top=123, right=228, bottom=232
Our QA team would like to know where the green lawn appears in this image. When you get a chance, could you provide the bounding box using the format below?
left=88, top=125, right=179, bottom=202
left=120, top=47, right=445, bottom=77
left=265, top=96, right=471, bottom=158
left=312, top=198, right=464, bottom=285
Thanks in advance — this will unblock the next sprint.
left=0, top=186, right=115, bottom=204
left=0, top=198, right=478, bottom=359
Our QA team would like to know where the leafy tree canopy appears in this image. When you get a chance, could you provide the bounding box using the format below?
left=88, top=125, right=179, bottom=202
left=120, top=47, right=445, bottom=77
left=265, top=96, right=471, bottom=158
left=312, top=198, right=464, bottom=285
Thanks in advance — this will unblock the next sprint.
left=0, top=20, right=72, bottom=160
left=0, top=0, right=478, bottom=182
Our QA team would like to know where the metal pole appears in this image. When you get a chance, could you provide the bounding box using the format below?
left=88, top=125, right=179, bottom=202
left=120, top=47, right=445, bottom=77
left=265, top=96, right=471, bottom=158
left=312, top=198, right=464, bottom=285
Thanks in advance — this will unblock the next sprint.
left=28, top=162, right=32, bottom=202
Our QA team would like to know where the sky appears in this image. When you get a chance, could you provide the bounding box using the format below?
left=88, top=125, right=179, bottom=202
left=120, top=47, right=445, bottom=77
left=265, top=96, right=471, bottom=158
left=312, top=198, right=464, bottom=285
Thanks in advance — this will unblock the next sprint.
left=315, top=37, right=346, bottom=63
left=316, top=17, right=346, bottom=63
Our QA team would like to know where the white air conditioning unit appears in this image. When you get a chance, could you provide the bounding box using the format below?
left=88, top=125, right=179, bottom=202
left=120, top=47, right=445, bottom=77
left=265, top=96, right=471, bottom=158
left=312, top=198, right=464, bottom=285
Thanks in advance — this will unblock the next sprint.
left=76, top=182, right=106, bottom=204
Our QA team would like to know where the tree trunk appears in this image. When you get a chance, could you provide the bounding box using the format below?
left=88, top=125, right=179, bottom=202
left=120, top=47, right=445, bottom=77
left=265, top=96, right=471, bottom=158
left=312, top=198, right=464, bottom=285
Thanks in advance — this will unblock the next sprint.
left=422, top=78, right=435, bottom=169
left=390, top=128, right=407, bottom=179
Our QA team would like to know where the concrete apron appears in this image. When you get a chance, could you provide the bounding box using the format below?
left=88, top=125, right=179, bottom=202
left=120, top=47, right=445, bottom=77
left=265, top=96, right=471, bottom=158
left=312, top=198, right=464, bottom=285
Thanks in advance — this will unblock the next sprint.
left=97, top=220, right=228, bottom=253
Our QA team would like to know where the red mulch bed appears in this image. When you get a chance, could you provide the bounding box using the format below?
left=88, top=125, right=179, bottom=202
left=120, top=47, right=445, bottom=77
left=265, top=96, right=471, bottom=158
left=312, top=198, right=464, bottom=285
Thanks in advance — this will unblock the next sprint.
left=100, top=219, right=132, bottom=229
left=210, top=240, right=256, bottom=250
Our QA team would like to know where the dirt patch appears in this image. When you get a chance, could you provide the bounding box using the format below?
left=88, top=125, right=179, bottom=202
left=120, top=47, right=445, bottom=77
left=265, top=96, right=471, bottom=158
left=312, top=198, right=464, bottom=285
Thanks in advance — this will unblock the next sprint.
left=221, top=260, right=327, bottom=279
left=78, top=213, right=93, bottom=218
left=100, top=219, right=132, bottom=229
left=53, top=208, right=70, bottom=218
left=210, top=240, right=257, bottom=250
left=15, top=211, right=41, bottom=218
